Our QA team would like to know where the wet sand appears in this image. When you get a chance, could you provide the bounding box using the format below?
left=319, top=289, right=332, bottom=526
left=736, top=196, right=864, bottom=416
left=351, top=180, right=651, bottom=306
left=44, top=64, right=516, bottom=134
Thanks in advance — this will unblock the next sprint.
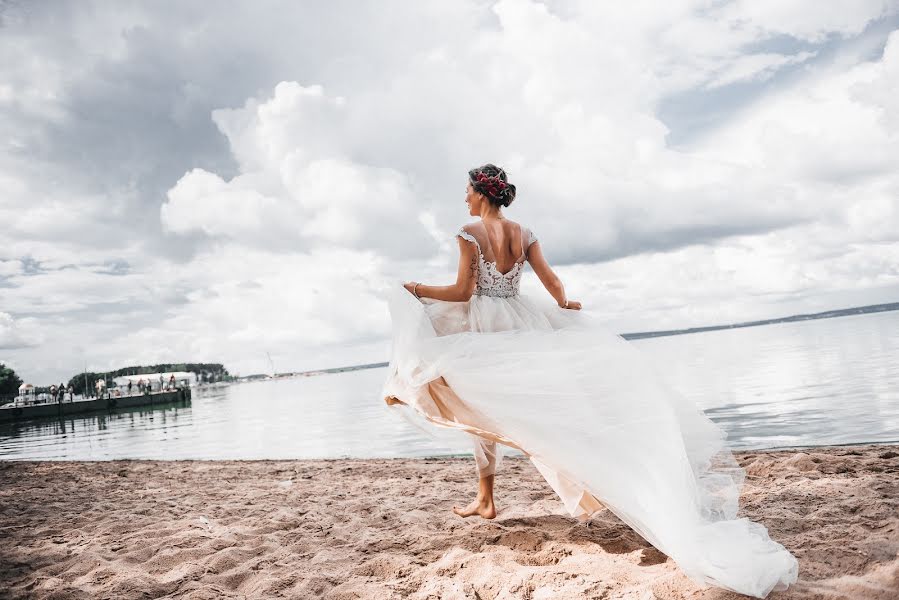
left=0, top=443, right=897, bottom=599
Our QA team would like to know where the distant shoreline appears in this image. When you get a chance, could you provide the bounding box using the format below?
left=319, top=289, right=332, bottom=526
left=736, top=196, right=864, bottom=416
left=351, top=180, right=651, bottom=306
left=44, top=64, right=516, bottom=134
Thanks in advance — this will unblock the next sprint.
left=270, top=300, right=899, bottom=379
left=619, top=300, right=899, bottom=340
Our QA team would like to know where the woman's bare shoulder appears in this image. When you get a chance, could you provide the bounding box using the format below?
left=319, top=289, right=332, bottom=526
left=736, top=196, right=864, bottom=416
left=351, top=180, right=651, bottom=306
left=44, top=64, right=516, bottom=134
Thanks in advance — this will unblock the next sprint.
left=465, top=219, right=524, bottom=228
left=459, top=220, right=526, bottom=234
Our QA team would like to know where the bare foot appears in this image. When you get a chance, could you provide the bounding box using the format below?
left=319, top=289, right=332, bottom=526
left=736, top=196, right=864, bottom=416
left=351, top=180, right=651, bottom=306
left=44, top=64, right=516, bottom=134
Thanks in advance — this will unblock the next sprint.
left=452, top=497, right=497, bottom=519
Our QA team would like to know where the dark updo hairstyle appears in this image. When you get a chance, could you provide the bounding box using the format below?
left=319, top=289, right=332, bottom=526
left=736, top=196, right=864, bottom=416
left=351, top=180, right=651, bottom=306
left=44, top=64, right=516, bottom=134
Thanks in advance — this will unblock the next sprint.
left=468, top=163, right=516, bottom=208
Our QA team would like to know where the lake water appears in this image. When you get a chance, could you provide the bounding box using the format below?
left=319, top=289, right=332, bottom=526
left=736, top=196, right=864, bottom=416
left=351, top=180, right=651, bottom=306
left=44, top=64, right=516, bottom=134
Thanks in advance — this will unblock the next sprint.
left=1, top=311, right=897, bottom=460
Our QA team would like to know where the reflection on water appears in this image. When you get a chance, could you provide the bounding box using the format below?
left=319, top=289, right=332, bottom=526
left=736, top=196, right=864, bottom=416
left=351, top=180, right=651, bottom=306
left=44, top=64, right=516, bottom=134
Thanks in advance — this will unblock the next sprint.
left=1, top=311, right=897, bottom=460
left=0, top=402, right=194, bottom=461
left=638, top=311, right=899, bottom=449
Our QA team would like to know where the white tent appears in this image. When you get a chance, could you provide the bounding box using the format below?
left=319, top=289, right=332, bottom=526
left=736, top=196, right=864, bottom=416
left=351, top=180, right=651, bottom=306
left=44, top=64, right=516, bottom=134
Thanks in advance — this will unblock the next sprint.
left=112, top=371, right=197, bottom=388
left=11, top=383, right=35, bottom=406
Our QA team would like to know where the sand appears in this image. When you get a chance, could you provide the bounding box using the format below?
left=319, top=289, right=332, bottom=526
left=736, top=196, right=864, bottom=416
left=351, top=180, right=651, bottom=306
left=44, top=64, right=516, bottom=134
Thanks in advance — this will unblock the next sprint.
left=0, top=443, right=897, bottom=599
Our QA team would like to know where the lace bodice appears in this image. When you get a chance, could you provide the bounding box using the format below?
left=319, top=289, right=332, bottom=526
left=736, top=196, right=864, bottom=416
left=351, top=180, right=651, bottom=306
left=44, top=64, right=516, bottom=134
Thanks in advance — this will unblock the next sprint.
left=456, top=224, right=538, bottom=298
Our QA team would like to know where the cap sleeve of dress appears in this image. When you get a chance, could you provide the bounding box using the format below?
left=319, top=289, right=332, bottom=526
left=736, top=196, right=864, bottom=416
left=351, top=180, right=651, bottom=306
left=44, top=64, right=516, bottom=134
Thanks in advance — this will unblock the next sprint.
left=456, top=227, right=479, bottom=247
left=527, top=227, right=538, bottom=248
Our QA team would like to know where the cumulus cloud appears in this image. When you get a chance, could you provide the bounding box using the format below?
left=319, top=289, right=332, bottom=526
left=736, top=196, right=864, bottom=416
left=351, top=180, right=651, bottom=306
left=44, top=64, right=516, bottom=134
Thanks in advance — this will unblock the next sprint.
left=714, top=0, right=894, bottom=43
left=703, top=51, right=817, bottom=88
left=160, top=82, right=430, bottom=255
left=0, top=313, right=41, bottom=350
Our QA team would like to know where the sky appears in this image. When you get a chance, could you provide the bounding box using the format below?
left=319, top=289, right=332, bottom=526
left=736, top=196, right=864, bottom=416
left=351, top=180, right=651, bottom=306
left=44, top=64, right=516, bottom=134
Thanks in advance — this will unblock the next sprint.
left=2, top=0, right=899, bottom=384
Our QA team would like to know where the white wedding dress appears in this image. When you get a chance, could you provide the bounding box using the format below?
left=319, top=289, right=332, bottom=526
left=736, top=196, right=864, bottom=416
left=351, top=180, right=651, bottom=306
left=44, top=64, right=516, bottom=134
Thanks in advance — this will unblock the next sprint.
left=381, top=222, right=798, bottom=598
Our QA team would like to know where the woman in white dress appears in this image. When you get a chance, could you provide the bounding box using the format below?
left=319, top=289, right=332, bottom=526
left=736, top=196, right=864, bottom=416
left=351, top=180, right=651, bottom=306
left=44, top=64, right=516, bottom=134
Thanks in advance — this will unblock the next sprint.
left=381, top=164, right=798, bottom=598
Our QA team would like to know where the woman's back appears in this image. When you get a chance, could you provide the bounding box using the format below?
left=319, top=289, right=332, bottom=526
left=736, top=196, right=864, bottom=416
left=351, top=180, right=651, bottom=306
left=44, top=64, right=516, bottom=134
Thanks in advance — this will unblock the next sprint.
left=464, top=220, right=529, bottom=275
left=457, top=220, right=538, bottom=299
left=457, top=220, right=571, bottom=309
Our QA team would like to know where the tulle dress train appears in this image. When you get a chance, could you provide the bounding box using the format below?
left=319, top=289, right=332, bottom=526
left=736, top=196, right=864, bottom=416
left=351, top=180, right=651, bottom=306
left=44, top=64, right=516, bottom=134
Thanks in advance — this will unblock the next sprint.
left=381, top=223, right=798, bottom=598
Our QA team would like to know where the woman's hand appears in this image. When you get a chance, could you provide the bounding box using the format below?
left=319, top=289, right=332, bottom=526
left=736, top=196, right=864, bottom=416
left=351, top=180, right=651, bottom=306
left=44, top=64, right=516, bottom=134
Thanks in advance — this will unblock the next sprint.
left=561, top=300, right=582, bottom=310
left=403, top=281, right=418, bottom=296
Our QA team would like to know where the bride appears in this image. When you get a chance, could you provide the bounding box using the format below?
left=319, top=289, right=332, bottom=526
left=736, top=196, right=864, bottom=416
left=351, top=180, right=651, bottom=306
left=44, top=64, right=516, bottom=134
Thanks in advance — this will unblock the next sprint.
left=381, top=163, right=799, bottom=598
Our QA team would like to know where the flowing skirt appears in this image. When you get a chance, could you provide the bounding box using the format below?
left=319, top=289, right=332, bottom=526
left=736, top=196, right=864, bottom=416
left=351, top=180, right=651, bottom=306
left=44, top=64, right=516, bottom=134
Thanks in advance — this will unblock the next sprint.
left=380, top=281, right=798, bottom=598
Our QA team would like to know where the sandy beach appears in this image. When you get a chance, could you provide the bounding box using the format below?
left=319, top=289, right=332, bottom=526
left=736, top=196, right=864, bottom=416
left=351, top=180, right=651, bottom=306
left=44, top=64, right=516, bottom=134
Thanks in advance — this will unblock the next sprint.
left=0, top=443, right=896, bottom=599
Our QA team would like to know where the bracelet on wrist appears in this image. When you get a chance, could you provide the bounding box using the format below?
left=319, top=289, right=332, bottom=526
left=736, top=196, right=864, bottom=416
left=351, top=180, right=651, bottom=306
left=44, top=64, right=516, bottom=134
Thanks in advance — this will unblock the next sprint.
left=412, top=282, right=420, bottom=298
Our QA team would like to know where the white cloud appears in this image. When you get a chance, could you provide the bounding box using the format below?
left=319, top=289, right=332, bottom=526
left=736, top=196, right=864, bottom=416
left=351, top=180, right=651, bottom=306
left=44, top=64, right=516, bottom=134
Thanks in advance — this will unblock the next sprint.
left=715, top=0, right=894, bottom=43
left=160, top=82, right=432, bottom=256
left=0, top=260, right=22, bottom=277
left=704, top=51, right=817, bottom=88
left=0, top=313, right=41, bottom=350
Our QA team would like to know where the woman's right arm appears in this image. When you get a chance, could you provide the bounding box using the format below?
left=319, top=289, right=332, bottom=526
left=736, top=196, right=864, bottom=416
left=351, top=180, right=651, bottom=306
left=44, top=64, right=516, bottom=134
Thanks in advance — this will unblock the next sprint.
left=526, top=241, right=581, bottom=310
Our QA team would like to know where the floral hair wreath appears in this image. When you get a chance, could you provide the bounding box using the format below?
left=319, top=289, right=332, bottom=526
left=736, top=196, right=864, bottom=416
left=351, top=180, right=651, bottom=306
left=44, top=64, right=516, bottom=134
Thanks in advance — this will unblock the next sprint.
left=472, top=170, right=509, bottom=199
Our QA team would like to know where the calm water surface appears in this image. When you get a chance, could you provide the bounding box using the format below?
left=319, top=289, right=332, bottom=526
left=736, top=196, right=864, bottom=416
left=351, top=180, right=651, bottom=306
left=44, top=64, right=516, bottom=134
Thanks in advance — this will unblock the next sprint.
left=1, top=311, right=897, bottom=460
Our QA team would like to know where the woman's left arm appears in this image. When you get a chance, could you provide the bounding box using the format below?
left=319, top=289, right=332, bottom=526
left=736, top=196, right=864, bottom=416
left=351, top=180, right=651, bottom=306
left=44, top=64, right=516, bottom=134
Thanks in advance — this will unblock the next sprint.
left=405, top=236, right=479, bottom=302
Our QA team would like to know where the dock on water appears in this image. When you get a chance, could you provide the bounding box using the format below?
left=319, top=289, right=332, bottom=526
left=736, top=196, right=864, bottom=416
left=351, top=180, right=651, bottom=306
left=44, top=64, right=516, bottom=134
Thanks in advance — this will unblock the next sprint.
left=0, top=388, right=191, bottom=423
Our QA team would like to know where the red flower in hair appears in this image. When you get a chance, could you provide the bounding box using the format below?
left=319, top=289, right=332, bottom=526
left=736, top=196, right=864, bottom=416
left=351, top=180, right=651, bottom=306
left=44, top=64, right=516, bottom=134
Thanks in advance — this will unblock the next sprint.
left=474, top=171, right=508, bottom=197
